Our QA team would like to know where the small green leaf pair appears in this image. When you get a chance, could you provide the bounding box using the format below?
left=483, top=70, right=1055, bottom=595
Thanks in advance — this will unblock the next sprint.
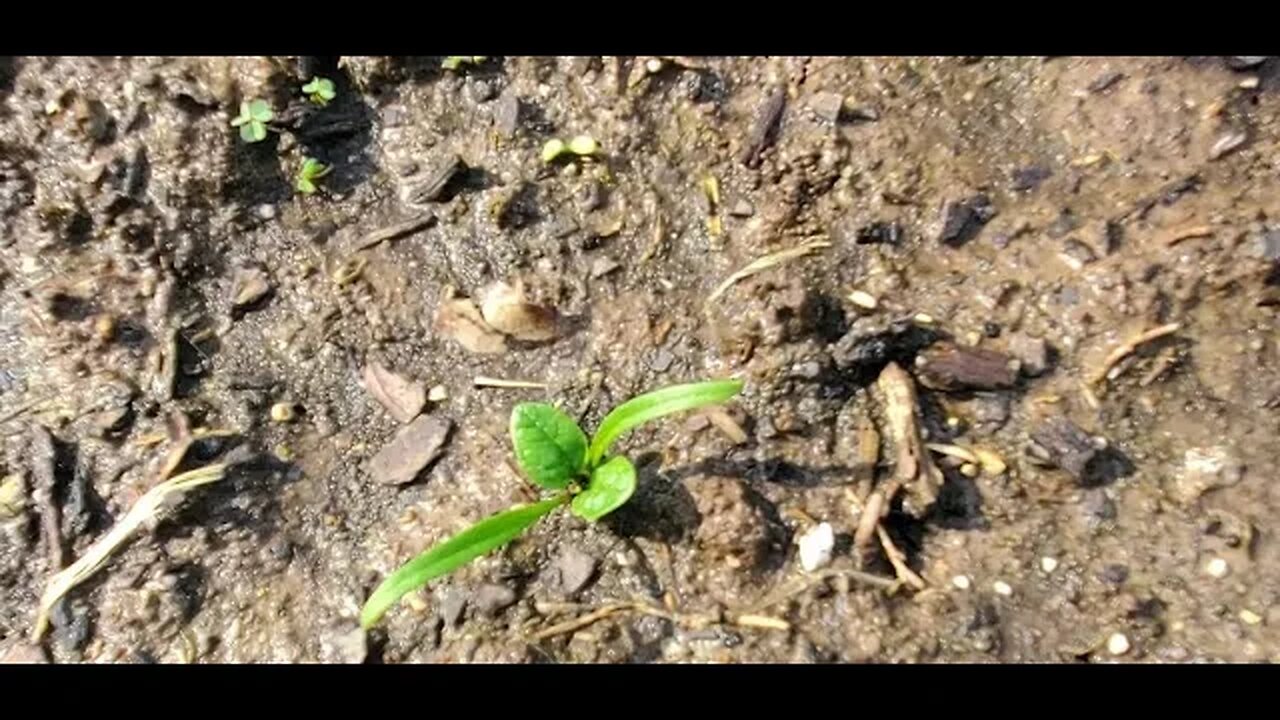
left=230, top=98, right=274, bottom=143
left=295, top=157, right=331, bottom=195
left=442, top=56, right=487, bottom=71
left=541, top=135, right=599, bottom=163
left=359, top=378, right=744, bottom=628
left=302, top=76, right=337, bottom=107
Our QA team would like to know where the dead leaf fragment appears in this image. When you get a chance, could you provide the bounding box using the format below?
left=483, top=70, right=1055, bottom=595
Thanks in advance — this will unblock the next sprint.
left=362, top=362, right=426, bottom=424
left=479, top=280, right=560, bottom=342
left=368, top=415, right=453, bottom=486
left=435, top=297, right=507, bottom=354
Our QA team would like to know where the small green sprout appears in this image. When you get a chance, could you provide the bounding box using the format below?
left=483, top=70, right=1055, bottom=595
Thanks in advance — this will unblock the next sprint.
left=541, top=135, right=600, bottom=163
left=301, top=77, right=337, bottom=106
left=295, top=157, right=331, bottom=195
left=359, top=378, right=744, bottom=628
left=442, top=56, right=487, bottom=71
left=230, top=98, right=274, bottom=143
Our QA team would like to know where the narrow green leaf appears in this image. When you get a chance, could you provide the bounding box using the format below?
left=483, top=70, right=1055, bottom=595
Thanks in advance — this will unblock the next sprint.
left=571, top=455, right=636, bottom=522
left=360, top=495, right=565, bottom=628
left=587, top=379, right=744, bottom=465
left=510, top=403, right=588, bottom=489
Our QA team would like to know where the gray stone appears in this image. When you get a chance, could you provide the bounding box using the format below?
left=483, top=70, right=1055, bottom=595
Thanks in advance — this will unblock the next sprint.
left=473, top=584, right=517, bottom=616
left=555, top=546, right=599, bottom=595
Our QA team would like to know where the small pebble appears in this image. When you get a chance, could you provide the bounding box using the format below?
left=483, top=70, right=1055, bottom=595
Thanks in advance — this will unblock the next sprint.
left=645, top=58, right=664, bottom=74
left=270, top=402, right=297, bottom=423
left=847, top=290, right=879, bottom=310
left=428, top=385, right=448, bottom=402
left=952, top=575, right=971, bottom=590
left=1040, top=557, right=1059, bottom=574
left=1205, top=557, right=1229, bottom=579
left=992, top=581, right=1013, bottom=597
left=1107, top=632, right=1131, bottom=656
left=1239, top=609, right=1263, bottom=626
left=797, top=522, right=835, bottom=572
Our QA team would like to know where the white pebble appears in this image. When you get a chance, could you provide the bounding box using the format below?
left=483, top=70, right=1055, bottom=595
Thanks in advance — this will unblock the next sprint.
left=1205, top=557, right=1230, bottom=579
left=1239, top=609, right=1263, bottom=626
left=848, top=290, right=879, bottom=310
left=798, top=522, right=835, bottom=572
left=1106, top=632, right=1131, bottom=656
left=992, top=580, right=1013, bottom=596
left=951, top=575, right=971, bottom=590
left=1040, top=557, right=1060, bottom=574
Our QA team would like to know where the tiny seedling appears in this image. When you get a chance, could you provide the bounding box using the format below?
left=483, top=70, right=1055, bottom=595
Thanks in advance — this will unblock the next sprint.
left=359, top=378, right=744, bottom=628
left=295, top=157, right=332, bottom=195
left=301, top=76, right=337, bottom=106
left=442, top=56, right=487, bottom=71
left=541, top=135, right=599, bottom=163
left=230, top=98, right=274, bottom=143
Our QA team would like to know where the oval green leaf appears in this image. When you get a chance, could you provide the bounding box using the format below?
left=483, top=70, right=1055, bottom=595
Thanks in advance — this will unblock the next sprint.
left=510, top=403, right=588, bottom=489
left=571, top=455, right=636, bottom=522
left=360, top=495, right=565, bottom=628
left=248, top=98, right=274, bottom=122
left=587, top=379, right=744, bottom=465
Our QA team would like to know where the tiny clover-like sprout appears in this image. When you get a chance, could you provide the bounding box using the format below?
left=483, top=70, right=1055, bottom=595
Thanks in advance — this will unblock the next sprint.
left=230, top=98, right=274, bottom=143
left=567, top=135, right=599, bottom=156
left=295, top=157, right=332, bottom=195
left=442, top=56, right=488, bottom=71
left=510, top=403, right=587, bottom=489
left=301, top=76, right=336, bottom=106
left=541, top=138, right=567, bottom=163
left=571, top=455, right=636, bottom=522
left=359, top=495, right=566, bottom=629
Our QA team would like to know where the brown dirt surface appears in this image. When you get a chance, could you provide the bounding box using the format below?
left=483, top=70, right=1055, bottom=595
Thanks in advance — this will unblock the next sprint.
left=0, top=55, right=1277, bottom=663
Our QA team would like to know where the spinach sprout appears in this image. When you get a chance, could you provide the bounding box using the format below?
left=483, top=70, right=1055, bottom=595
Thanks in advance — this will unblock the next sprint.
left=230, top=99, right=274, bottom=143
left=359, top=378, right=744, bottom=628
left=541, top=135, right=599, bottom=163
left=295, top=158, right=331, bottom=195
left=442, top=56, right=487, bottom=71
left=301, top=77, right=337, bottom=106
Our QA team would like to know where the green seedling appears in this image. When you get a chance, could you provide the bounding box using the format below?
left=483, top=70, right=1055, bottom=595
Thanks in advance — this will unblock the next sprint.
left=295, top=157, right=331, bottom=195
left=442, top=56, right=487, bottom=71
left=541, top=135, right=600, bottom=163
left=301, top=76, right=337, bottom=106
left=230, top=98, right=274, bottom=143
left=359, top=378, right=744, bottom=628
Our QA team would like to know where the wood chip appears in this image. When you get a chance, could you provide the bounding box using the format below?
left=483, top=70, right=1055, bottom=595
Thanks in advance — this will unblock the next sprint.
left=362, top=362, right=426, bottom=424
left=877, top=363, right=944, bottom=517
left=368, top=415, right=453, bottom=486
left=915, top=343, right=1019, bottom=391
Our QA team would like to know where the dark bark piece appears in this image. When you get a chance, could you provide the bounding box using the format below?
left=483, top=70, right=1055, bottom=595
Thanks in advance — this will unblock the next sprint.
left=403, top=154, right=464, bottom=205
left=1030, top=416, right=1101, bottom=482
left=830, top=319, right=940, bottom=387
left=915, top=343, right=1018, bottom=391
left=739, top=87, right=786, bottom=167
left=937, top=195, right=995, bottom=247
left=855, top=221, right=904, bottom=245
left=368, top=415, right=453, bottom=486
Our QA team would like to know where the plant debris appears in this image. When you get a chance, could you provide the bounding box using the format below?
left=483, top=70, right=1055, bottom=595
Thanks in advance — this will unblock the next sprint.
left=367, top=415, right=453, bottom=486
left=362, top=362, right=427, bottom=424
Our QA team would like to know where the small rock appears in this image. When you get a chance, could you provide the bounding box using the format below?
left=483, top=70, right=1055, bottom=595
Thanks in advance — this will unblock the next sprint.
left=555, top=547, right=598, bottom=595
left=493, top=92, right=521, bottom=138
left=402, top=153, right=464, bottom=205
left=1171, top=447, right=1243, bottom=504
left=368, top=415, right=453, bottom=486
left=952, top=575, right=972, bottom=590
left=0, top=474, right=25, bottom=520
left=1099, top=564, right=1129, bottom=585
left=1010, top=164, right=1051, bottom=192
left=468, top=78, right=496, bottom=103
left=230, top=267, right=271, bottom=309
left=1239, top=609, right=1263, bottom=625
left=1087, top=71, right=1125, bottom=94
left=439, top=589, right=467, bottom=627
left=473, top=584, right=517, bottom=616
left=270, top=402, right=298, bottom=423
left=1209, top=129, right=1248, bottom=161
left=394, top=159, right=420, bottom=177
left=320, top=626, right=367, bottom=664
left=797, top=522, right=835, bottom=572
left=856, top=220, right=904, bottom=245
left=728, top=199, right=754, bottom=217
left=1251, top=229, right=1280, bottom=261
left=1106, top=632, right=1130, bottom=656
left=590, top=256, right=621, bottom=279
left=0, top=642, right=48, bottom=664
left=992, top=580, right=1013, bottom=597
left=936, top=195, right=995, bottom=247
left=255, top=203, right=277, bottom=221
left=1008, top=334, right=1050, bottom=377
left=1059, top=238, right=1098, bottom=270
left=1081, top=489, right=1117, bottom=523
left=575, top=181, right=603, bottom=213
left=808, top=91, right=844, bottom=123
left=1040, top=557, right=1059, bottom=574
left=1225, top=57, right=1268, bottom=70
left=1204, top=557, right=1229, bottom=579
left=650, top=348, right=674, bottom=373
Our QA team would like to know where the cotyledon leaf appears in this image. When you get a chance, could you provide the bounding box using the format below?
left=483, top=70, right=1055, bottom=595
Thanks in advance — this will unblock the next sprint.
left=510, top=403, right=588, bottom=489
left=360, top=495, right=566, bottom=628
left=571, top=455, right=636, bottom=522
left=587, top=379, right=744, bottom=465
